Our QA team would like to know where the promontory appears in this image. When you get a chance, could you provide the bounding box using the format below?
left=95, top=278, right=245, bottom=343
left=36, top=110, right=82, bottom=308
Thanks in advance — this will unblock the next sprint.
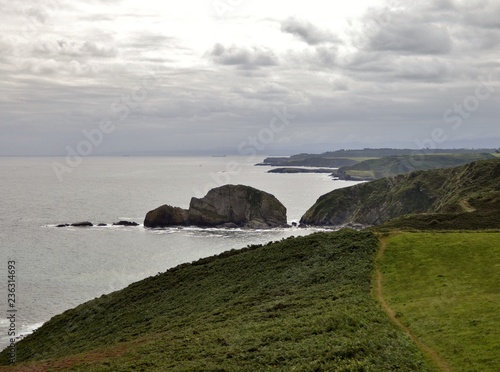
left=300, top=159, right=500, bottom=229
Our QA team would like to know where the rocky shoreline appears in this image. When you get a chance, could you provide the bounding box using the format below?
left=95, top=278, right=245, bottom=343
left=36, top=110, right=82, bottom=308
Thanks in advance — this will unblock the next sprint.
left=57, top=185, right=289, bottom=230
left=267, top=167, right=336, bottom=174
left=56, top=221, right=140, bottom=228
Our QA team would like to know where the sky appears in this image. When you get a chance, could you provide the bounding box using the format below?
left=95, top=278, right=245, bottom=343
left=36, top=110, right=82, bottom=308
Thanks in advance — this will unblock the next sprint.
left=0, top=0, right=499, bottom=156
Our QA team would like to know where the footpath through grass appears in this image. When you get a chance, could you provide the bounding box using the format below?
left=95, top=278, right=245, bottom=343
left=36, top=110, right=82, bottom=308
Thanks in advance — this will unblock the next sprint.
left=1, top=230, right=429, bottom=371
left=379, top=232, right=500, bottom=372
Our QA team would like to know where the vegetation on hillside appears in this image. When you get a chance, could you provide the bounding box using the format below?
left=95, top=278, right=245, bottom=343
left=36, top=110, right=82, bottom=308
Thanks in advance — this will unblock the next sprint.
left=379, top=232, right=500, bottom=371
left=0, top=230, right=429, bottom=371
left=301, top=159, right=500, bottom=227
left=377, top=210, right=500, bottom=231
left=332, top=153, right=495, bottom=181
left=259, top=148, right=498, bottom=168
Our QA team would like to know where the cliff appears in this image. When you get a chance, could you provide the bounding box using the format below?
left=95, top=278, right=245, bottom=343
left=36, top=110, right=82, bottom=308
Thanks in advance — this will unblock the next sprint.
left=300, top=159, right=500, bottom=227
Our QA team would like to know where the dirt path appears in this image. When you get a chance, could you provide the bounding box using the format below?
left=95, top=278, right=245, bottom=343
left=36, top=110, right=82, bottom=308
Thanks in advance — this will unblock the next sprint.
left=374, top=238, right=451, bottom=372
left=459, top=199, right=476, bottom=213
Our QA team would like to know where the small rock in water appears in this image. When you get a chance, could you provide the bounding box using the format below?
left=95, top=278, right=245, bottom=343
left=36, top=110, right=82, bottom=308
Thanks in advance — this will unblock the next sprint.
left=216, top=222, right=240, bottom=228
left=71, top=222, right=93, bottom=227
left=113, top=221, right=139, bottom=226
left=56, top=224, right=69, bottom=228
left=97, top=223, right=107, bottom=227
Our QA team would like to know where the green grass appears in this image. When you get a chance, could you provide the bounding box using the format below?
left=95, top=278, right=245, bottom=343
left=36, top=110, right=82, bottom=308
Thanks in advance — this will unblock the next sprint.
left=0, top=230, right=429, bottom=371
left=379, top=232, right=500, bottom=371
left=344, top=169, right=376, bottom=179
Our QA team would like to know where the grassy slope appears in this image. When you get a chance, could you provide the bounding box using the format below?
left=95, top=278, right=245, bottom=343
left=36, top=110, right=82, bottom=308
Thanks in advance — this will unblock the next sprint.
left=335, top=153, right=496, bottom=181
left=301, top=158, right=500, bottom=227
left=379, top=232, right=500, bottom=371
left=0, top=230, right=429, bottom=371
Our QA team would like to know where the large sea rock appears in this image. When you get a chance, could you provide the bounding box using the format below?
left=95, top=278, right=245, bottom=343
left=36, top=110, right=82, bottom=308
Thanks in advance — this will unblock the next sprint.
left=144, top=205, right=189, bottom=228
left=189, top=185, right=287, bottom=228
left=144, top=184, right=287, bottom=228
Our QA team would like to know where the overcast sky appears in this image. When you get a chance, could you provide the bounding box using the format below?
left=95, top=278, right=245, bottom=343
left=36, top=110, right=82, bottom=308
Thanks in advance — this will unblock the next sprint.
left=1, top=0, right=499, bottom=156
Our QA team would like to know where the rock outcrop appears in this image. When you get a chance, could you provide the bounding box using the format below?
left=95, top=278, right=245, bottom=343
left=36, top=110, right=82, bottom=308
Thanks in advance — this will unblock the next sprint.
left=144, top=184, right=287, bottom=228
left=71, top=221, right=93, bottom=227
left=113, top=221, right=140, bottom=226
left=144, top=205, right=189, bottom=228
left=189, top=185, right=287, bottom=228
left=57, top=221, right=139, bottom=228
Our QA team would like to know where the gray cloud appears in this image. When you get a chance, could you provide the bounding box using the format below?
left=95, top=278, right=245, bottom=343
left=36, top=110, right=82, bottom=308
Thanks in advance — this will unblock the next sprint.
left=0, top=0, right=499, bottom=156
left=462, top=0, right=500, bottom=29
left=281, top=17, right=341, bottom=45
left=365, top=15, right=452, bottom=55
left=210, top=43, right=278, bottom=69
left=25, top=6, right=49, bottom=24
left=32, top=39, right=118, bottom=58
left=315, top=46, right=338, bottom=67
left=392, top=57, right=451, bottom=82
left=125, top=33, right=180, bottom=49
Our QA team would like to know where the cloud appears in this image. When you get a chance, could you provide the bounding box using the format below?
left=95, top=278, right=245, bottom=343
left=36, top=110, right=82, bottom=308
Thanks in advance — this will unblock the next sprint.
left=454, top=27, right=500, bottom=51
left=315, top=46, right=338, bottom=67
left=80, top=41, right=118, bottom=58
left=392, top=57, right=451, bottom=82
left=281, top=17, right=340, bottom=45
left=25, top=6, right=49, bottom=24
left=0, top=0, right=499, bottom=155
left=233, top=82, right=292, bottom=102
left=32, top=39, right=118, bottom=58
left=365, top=15, right=452, bottom=55
left=461, top=0, right=500, bottom=29
left=125, top=33, right=180, bottom=49
left=0, top=36, right=14, bottom=61
left=209, top=43, right=278, bottom=69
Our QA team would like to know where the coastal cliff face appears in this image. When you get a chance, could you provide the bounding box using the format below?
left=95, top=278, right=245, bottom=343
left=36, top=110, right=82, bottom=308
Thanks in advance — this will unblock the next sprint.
left=144, top=184, right=287, bottom=228
left=300, top=159, right=500, bottom=226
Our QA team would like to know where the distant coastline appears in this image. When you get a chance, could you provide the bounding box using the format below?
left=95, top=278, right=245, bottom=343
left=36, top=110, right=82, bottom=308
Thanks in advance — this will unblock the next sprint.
left=259, top=148, right=499, bottom=181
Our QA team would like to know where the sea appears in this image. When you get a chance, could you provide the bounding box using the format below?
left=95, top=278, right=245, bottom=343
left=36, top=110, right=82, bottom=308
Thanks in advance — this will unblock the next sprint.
left=0, top=156, right=361, bottom=349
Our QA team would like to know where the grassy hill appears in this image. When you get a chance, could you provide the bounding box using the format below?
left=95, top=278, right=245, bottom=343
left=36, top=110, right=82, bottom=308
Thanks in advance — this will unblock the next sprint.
left=301, top=159, right=500, bottom=228
left=378, top=232, right=500, bottom=371
left=2, top=229, right=498, bottom=371
left=332, top=153, right=496, bottom=181
left=0, top=230, right=429, bottom=371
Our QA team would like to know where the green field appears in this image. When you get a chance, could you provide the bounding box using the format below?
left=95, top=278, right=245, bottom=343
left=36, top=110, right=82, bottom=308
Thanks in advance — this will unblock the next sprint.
left=1, top=230, right=428, bottom=371
left=378, top=232, right=500, bottom=371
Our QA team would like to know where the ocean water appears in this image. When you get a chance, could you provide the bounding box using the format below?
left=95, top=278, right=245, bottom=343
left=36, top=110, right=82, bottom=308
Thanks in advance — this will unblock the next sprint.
left=0, top=156, right=360, bottom=349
